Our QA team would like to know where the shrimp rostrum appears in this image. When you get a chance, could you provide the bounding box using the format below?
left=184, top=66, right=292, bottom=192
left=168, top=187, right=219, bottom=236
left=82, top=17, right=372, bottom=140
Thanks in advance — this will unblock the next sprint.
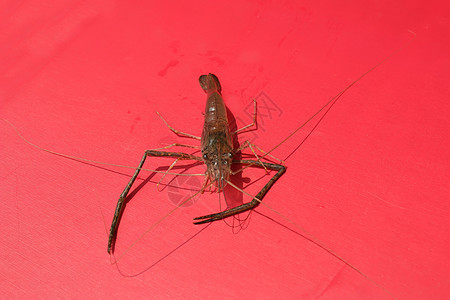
left=107, top=73, right=286, bottom=254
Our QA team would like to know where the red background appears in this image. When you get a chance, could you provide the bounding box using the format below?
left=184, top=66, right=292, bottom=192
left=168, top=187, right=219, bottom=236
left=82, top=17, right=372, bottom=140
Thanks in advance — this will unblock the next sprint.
left=1, top=1, right=449, bottom=299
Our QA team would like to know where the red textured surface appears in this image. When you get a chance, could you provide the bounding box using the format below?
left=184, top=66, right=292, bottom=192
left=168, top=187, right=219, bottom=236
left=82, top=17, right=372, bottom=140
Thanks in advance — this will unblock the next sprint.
left=1, top=1, right=449, bottom=299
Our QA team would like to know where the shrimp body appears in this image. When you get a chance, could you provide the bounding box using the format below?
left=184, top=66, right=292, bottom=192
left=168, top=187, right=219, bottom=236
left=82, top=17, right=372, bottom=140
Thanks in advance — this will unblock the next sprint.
left=199, top=74, right=233, bottom=190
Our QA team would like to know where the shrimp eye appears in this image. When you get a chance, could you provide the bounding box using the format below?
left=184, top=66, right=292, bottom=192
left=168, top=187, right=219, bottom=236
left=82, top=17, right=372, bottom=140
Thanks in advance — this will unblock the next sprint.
left=223, top=152, right=232, bottom=159
left=203, top=153, right=208, bottom=160
left=222, top=160, right=228, bottom=165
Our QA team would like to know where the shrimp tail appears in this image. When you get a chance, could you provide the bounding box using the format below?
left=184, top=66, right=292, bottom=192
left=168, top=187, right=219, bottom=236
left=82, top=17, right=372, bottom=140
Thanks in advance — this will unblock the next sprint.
left=199, top=73, right=222, bottom=93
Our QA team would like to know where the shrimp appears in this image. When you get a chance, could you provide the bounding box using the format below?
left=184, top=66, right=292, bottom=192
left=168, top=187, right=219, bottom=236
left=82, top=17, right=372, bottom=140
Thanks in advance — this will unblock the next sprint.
left=107, top=73, right=286, bottom=253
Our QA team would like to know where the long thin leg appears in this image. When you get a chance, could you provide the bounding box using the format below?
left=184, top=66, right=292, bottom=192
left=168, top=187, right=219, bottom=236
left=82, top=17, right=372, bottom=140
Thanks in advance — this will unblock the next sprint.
left=193, top=160, right=286, bottom=225
left=151, top=143, right=200, bottom=150
left=235, top=140, right=275, bottom=174
left=156, top=158, right=180, bottom=191
left=108, top=150, right=202, bottom=253
left=232, top=99, right=257, bottom=135
left=157, top=112, right=201, bottom=140
left=152, top=144, right=201, bottom=191
left=236, top=140, right=285, bottom=165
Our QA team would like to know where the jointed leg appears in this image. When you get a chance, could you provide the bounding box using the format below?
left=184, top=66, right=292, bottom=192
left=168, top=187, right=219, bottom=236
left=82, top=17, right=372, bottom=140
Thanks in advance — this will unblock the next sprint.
left=156, top=158, right=184, bottom=191
left=157, top=112, right=201, bottom=140
left=237, top=141, right=269, bottom=173
left=108, top=150, right=202, bottom=253
left=151, top=144, right=201, bottom=191
left=151, top=143, right=200, bottom=151
left=232, top=140, right=285, bottom=177
left=193, top=160, right=286, bottom=225
left=233, top=99, right=257, bottom=135
left=236, top=140, right=285, bottom=165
